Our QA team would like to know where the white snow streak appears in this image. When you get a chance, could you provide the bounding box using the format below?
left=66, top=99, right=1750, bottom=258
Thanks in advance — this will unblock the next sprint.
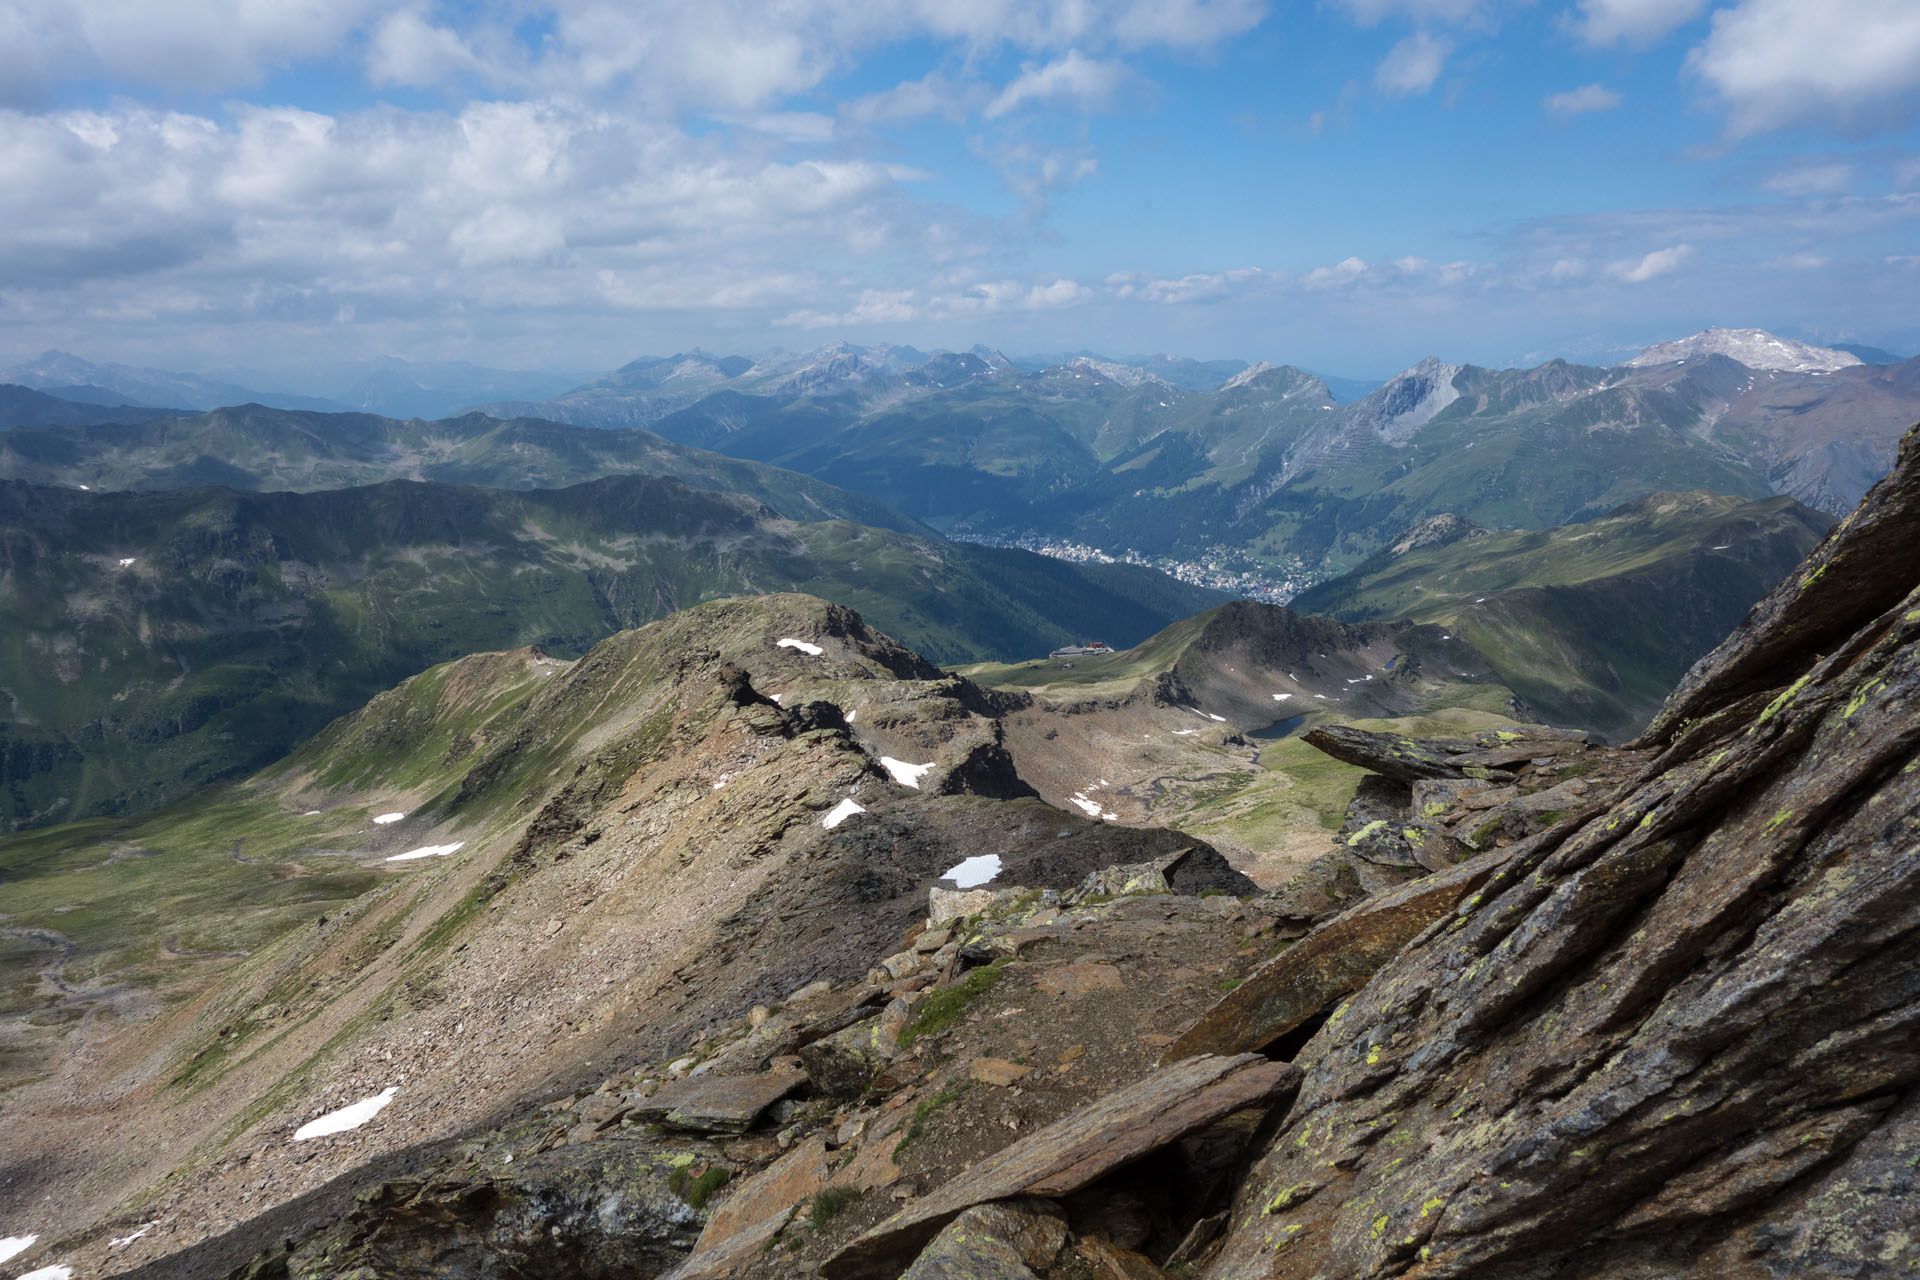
left=117, top=557, right=136, bottom=567
left=293, top=1087, right=397, bottom=1140
left=17, top=1266, right=73, bottom=1280
left=880, top=757, right=935, bottom=788
left=0, top=1238, right=37, bottom=1265
left=822, top=797, right=865, bottom=828
left=1272, top=693, right=1292, bottom=701
left=1068, top=793, right=1103, bottom=817
left=372, top=812, right=405, bottom=824
left=777, top=637, right=823, bottom=656
left=940, top=854, right=1002, bottom=888
left=385, top=841, right=465, bottom=862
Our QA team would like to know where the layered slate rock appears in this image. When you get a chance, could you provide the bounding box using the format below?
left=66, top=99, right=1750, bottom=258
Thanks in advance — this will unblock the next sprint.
left=824, top=1053, right=1300, bottom=1280
left=1205, top=424, right=1920, bottom=1279
left=630, top=1068, right=808, bottom=1134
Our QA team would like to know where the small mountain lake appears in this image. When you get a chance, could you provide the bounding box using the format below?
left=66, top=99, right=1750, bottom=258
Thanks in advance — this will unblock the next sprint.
left=1250, top=714, right=1307, bottom=740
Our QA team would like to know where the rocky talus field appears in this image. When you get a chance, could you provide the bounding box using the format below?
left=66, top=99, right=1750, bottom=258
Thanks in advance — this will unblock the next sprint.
left=1, top=426, right=1916, bottom=1280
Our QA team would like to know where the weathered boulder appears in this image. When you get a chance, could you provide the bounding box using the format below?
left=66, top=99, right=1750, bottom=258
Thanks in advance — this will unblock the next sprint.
left=823, top=1053, right=1299, bottom=1279
left=898, top=1199, right=1069, bottom=1279
left=235, top=1138, right=704, bottom=1280
left=1204, top=423, right=1920, bottom=1279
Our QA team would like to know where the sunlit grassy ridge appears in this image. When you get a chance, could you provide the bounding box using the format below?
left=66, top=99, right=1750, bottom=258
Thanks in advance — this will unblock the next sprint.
left=1292, top=491, right=1830, bottom=739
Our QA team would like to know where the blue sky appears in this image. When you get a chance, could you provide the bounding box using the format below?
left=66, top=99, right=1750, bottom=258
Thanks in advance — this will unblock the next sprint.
left=1, top=0, right=1917, bottom=378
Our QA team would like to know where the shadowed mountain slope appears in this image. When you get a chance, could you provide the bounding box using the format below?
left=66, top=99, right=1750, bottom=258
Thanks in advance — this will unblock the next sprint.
left=0, top=476, right=1221, bottom=830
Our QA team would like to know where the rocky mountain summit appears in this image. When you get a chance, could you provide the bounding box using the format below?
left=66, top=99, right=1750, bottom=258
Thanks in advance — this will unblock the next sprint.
left=1624, top=327, right=1862, bottom=373
left=5, top=425, right=1917, bottom=1280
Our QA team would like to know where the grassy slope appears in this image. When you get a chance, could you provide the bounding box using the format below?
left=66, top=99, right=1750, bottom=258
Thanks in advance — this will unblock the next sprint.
left=1291, top=491, right=1831, bottom=739
left=0, top=476, right=1221, bottom=830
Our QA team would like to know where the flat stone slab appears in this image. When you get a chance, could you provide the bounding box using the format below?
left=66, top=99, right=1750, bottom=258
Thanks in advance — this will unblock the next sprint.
left=628, top=1069, right=806, bottom=1133
left=821, top=1053, right=1299, bottom=1279
left=1303, top=725, right=1511, bottom=782
left=657, top=1205, right=795, bottom=1280
left=695, top=1134, right=833, bottom=1254
left=1161, top=849, right=1518, bottom=1062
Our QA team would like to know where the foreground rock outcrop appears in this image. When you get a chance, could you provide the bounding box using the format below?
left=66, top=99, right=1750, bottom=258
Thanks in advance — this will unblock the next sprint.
left=1205, top=424, right=1920, bottom=1278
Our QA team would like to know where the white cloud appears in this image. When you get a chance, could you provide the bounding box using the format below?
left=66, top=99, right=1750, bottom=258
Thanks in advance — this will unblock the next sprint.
left=1375, top=32, right=1450, bottom=97
left=0, top=0, right=382, bottom=99
left=1689, top=0, right=1920, bottom=137
left=1107, top=267, right=1269, bottom=303
left=366, top=10, right=489, bottom=89
left=1609, top=244, right=1695, bottom=282
left=1761, top=162, right=1856, bottom=195
left=1305, top=256, right=1369, bottom=289
left=985, top=51, right=1129, bottom=119
left=1573, top=0, right=1707, bottom=48
left=843, top=73, right=988, bottom=125
left=1545, top=83, right=1623, bottom=116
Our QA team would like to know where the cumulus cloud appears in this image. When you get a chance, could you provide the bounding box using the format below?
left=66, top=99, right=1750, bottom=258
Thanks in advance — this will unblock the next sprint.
left=1545, top=83, right=1623, bottom=116
left=1573, top=0, right=1708, bottom=48
left=985, top=51, right=1129, bottom=119
left=1689, top=0, right=1920, bottom=136
left=1609, top=244, right=1695, bottom=282
left=0, top=0, right=383, bottom=99
left=366, top=10, right=491, bottom=89
left=1375, top=32, right=1450, bottom=97
left=0, top=98, right=931, bottom=323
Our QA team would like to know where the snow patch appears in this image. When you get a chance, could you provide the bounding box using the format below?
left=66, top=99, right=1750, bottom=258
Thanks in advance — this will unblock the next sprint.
left=1272, top=693, right=1292, bottom=701
left=1103, top=811, right=1118, bottom=821
left=822, top=797, right=865, bottom=829
left=769, top=693, right=784, bottom=704
left=1208, top=713, right=1226, bottom=722
left=1711, top=544, right=1731, bottom=550
left=372, top=812, right=405, bottom=824
left=1173, top=729, right=1198, bottom=736
left=293, top=1086, right=398, bottom=1140
left=304, top=810, right=322, bottom=816
left=846, top=709, right=857, bottom=723
left=940, top=854, right=1002, bottom=888
left=109, top=1226, right=154, bottom=1249
left=17, top=1266, right=72, bottom=1280
left=777, top=637, right=823, bottom=657
left=117, top=557, right=136, bottom=567
left=1314, top=694, right=1331, bottom=700
left=880, top=757, right=935, bottom=788
left=385, top=841, right=465, bottom=862
left=1068, top=793, right=1103, bottom=817
left=0, top=1238, right=37, bottom=1265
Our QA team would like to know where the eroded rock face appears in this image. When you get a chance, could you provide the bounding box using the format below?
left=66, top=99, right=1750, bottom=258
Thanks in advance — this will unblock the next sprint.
left=1206, top=424, right=1920, bottom=1279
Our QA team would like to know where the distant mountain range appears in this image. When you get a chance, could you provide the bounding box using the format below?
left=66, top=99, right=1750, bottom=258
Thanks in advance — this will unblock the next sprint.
left=9, top=329, right=1912, bottom=582
left=0, top=403, right=931, bottom=534
left=0, top=351, right=345, bottom=413
left=462, top=330, right=1916, bottom=574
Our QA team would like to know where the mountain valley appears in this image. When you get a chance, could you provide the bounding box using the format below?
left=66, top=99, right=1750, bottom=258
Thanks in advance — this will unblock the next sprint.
left=1, top=423, right=1914, bottom=1280
left=1, top=331, right=1916, bottom=1280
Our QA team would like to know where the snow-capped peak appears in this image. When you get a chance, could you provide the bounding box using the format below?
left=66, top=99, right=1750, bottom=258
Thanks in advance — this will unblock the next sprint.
left=1622, top=328, right=1862, bottom=374
left=1065, top=356, right=1172, bottom=389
